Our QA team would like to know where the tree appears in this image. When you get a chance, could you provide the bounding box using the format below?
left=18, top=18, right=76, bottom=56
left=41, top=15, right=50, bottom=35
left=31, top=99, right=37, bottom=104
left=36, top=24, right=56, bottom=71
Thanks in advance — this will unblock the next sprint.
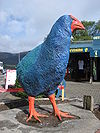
left=89, top=20, right=100, bottom=36
left=72, top=20, right=100, bottom=41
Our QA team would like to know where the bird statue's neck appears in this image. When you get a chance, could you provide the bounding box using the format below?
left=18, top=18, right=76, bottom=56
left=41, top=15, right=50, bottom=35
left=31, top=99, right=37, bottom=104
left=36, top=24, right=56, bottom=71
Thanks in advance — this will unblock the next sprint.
left=45, top=15, right=72, bottom=49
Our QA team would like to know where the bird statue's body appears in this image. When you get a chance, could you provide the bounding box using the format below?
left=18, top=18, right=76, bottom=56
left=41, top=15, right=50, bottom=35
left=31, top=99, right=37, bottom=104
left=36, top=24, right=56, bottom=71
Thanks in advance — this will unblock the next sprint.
left=17, top=15, right=85, bottom=122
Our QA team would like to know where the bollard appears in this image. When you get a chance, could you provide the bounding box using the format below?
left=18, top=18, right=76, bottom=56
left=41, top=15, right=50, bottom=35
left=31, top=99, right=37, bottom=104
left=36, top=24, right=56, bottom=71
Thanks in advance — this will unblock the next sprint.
left=61, top=85, right=64, bottom=101
left=83, top=95, right=94, bottom=111
left=56, top=85, right=65, bottom=101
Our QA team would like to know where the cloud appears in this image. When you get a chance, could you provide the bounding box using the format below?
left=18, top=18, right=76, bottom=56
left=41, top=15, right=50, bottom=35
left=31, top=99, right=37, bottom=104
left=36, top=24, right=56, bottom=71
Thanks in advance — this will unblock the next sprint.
left=80, top=0, right=100, bottom=21
left=0, top=11, right=8, bottom=23
left=7, top=20, right=24, bottom=34
left=0, top=0, right=100, bottom=53
left=0, top=35, right=13, bottom=51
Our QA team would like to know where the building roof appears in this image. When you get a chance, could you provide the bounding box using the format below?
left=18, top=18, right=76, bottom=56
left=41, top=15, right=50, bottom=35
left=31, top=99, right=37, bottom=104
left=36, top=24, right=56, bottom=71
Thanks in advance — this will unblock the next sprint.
left=70, top=39, right=100, bottom=57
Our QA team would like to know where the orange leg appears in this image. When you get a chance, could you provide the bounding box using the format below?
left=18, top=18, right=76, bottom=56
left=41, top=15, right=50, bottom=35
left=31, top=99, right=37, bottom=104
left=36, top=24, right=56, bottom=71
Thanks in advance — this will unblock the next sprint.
left=26, top=96, right=48, bottom=123
left=49, top=93, right=74, bottom=120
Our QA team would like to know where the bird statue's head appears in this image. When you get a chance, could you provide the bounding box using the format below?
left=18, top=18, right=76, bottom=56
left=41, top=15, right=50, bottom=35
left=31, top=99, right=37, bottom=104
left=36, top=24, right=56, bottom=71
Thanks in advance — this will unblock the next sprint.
left=70, top=15, right=85, bottom=32
left=48, top=14, right=85, bottom=37
left=45, top=14, right=85, bottom=45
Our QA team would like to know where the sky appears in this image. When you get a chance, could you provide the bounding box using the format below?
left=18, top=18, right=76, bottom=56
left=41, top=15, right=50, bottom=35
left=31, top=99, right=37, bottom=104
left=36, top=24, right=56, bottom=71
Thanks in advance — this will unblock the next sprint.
left=0, top=0, right=100, bottom=53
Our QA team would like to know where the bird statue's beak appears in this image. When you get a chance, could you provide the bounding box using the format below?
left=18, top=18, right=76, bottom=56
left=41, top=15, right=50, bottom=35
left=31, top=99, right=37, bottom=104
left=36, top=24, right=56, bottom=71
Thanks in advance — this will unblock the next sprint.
left=70, top=15, right=85, bottom=33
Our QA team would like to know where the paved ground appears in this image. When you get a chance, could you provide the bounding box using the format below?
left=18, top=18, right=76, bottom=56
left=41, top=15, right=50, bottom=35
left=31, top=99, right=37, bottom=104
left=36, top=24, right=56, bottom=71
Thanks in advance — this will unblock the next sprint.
left=0, top=81, right=100, bottom=105
left=0, top=81, right=100, bottom=133
left=66, top=81, right=100, bottom=105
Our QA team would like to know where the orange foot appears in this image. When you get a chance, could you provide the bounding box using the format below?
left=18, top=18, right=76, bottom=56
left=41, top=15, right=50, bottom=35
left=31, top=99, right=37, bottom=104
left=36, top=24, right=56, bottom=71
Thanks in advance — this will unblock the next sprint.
left=54, top=108, right=74, bottom=121
left=26, top=96, right=48, bottom=123
left=49, top=93, right=75, bottom=121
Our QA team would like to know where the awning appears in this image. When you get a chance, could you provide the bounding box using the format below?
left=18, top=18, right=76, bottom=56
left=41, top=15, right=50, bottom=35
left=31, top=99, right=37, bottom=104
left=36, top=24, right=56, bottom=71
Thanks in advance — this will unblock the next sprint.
left=70, top=42, right=93, bottom=53
left=70, top=41, right=100, bottom=57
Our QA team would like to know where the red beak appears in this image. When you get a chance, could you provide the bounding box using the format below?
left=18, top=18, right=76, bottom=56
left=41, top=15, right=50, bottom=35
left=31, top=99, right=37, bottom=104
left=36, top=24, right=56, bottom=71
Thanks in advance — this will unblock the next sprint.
left=70, top=15, right=85, bottom=33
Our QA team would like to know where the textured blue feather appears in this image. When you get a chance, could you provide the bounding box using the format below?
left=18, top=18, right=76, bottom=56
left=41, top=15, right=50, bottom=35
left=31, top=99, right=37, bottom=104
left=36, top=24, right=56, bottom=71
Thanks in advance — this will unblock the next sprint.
left=16, top=15, right=72, bottom=96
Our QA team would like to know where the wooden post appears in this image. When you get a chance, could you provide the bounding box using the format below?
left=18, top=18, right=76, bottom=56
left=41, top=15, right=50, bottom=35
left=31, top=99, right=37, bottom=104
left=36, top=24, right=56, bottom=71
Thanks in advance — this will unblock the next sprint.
left=83, top=95, right=94, bottom=111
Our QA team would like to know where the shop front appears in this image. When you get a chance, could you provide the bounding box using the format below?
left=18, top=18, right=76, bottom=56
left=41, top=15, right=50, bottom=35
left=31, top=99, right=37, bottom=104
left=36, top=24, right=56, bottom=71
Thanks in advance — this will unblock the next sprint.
left=65, top=36, right=100, bottom=82
left=66, top=44, right=91, bottom=81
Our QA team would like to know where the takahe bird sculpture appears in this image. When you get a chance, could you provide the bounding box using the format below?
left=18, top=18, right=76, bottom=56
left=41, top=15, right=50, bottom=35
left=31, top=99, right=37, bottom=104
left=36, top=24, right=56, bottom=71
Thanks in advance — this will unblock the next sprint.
left=17, top=14, right=85, bottom=122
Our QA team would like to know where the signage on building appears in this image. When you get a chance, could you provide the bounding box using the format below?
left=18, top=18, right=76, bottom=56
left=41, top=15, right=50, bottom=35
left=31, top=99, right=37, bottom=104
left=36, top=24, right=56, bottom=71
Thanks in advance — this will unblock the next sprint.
left=94, top=50, right=98, bottom=57
left=70, top=48, right=89, bottom=53
left=93, top=36, right=100, bottom=40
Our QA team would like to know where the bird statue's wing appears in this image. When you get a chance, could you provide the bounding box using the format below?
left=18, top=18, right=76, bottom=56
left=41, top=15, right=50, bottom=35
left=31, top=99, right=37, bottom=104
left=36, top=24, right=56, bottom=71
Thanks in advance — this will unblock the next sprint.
left=17, top=44, right=41, bottom=80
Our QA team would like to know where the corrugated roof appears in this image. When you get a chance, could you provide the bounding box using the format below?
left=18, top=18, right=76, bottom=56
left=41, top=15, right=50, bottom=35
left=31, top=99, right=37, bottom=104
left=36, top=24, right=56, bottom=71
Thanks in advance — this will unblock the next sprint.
left=70, top=42, right=93, bottom=49
left=70, top=40, right=100, bottom=50
left=70, top=39, right=100, bottom=57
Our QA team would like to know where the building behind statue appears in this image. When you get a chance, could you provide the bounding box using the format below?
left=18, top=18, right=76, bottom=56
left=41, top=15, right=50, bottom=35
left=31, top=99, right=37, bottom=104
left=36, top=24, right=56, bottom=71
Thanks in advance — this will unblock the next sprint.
left=65, top=34, right=100, bottom=82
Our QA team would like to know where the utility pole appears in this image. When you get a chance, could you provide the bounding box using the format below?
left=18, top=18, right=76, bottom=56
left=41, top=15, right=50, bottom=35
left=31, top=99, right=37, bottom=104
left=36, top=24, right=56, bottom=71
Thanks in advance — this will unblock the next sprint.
left=90, top=57, right=93, bottom=83
left=18, top=52, right=20, bottom=63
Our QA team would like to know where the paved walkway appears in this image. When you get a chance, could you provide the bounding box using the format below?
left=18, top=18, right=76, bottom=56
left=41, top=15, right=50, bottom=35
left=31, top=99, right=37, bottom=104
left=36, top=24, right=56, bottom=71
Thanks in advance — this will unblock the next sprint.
left=66, top=81, right=100, bottom=105
left=0, top=81, right=100, bottom=105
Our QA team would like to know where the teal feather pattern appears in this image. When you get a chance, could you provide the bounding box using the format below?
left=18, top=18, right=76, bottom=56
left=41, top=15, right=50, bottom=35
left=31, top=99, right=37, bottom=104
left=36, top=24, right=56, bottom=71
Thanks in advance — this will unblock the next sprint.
left=17, top=15, right=72, bottom=96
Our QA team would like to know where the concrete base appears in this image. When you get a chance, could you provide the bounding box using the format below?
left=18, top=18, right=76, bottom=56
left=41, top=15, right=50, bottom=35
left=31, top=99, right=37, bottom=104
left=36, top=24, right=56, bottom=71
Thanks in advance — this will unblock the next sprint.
left=0, top=101, right=100, bottom=133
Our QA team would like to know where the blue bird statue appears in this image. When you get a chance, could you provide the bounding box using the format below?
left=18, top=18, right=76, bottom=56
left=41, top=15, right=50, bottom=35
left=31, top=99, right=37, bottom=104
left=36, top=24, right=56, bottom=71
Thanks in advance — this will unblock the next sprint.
left=17, top=15, right=85, bottom=122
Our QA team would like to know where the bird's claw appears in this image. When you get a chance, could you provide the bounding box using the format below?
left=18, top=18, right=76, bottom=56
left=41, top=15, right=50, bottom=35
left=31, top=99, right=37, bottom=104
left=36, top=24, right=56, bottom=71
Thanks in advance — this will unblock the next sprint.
left=27, top=96, right=48, bottom=123
left=54, top=110, right=75, bottom=121
left=26, top=112, right=48, bottom=123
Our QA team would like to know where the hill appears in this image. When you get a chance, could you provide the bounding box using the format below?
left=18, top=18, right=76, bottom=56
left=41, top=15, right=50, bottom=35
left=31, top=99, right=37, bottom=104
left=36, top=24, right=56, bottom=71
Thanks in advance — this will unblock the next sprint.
left=0, top=51, right=28, bottom=67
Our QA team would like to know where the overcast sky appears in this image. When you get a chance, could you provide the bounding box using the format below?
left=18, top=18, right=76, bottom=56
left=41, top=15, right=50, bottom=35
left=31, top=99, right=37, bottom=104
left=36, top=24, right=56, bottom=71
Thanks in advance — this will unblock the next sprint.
left=0, top=0, right=100, bottom=53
